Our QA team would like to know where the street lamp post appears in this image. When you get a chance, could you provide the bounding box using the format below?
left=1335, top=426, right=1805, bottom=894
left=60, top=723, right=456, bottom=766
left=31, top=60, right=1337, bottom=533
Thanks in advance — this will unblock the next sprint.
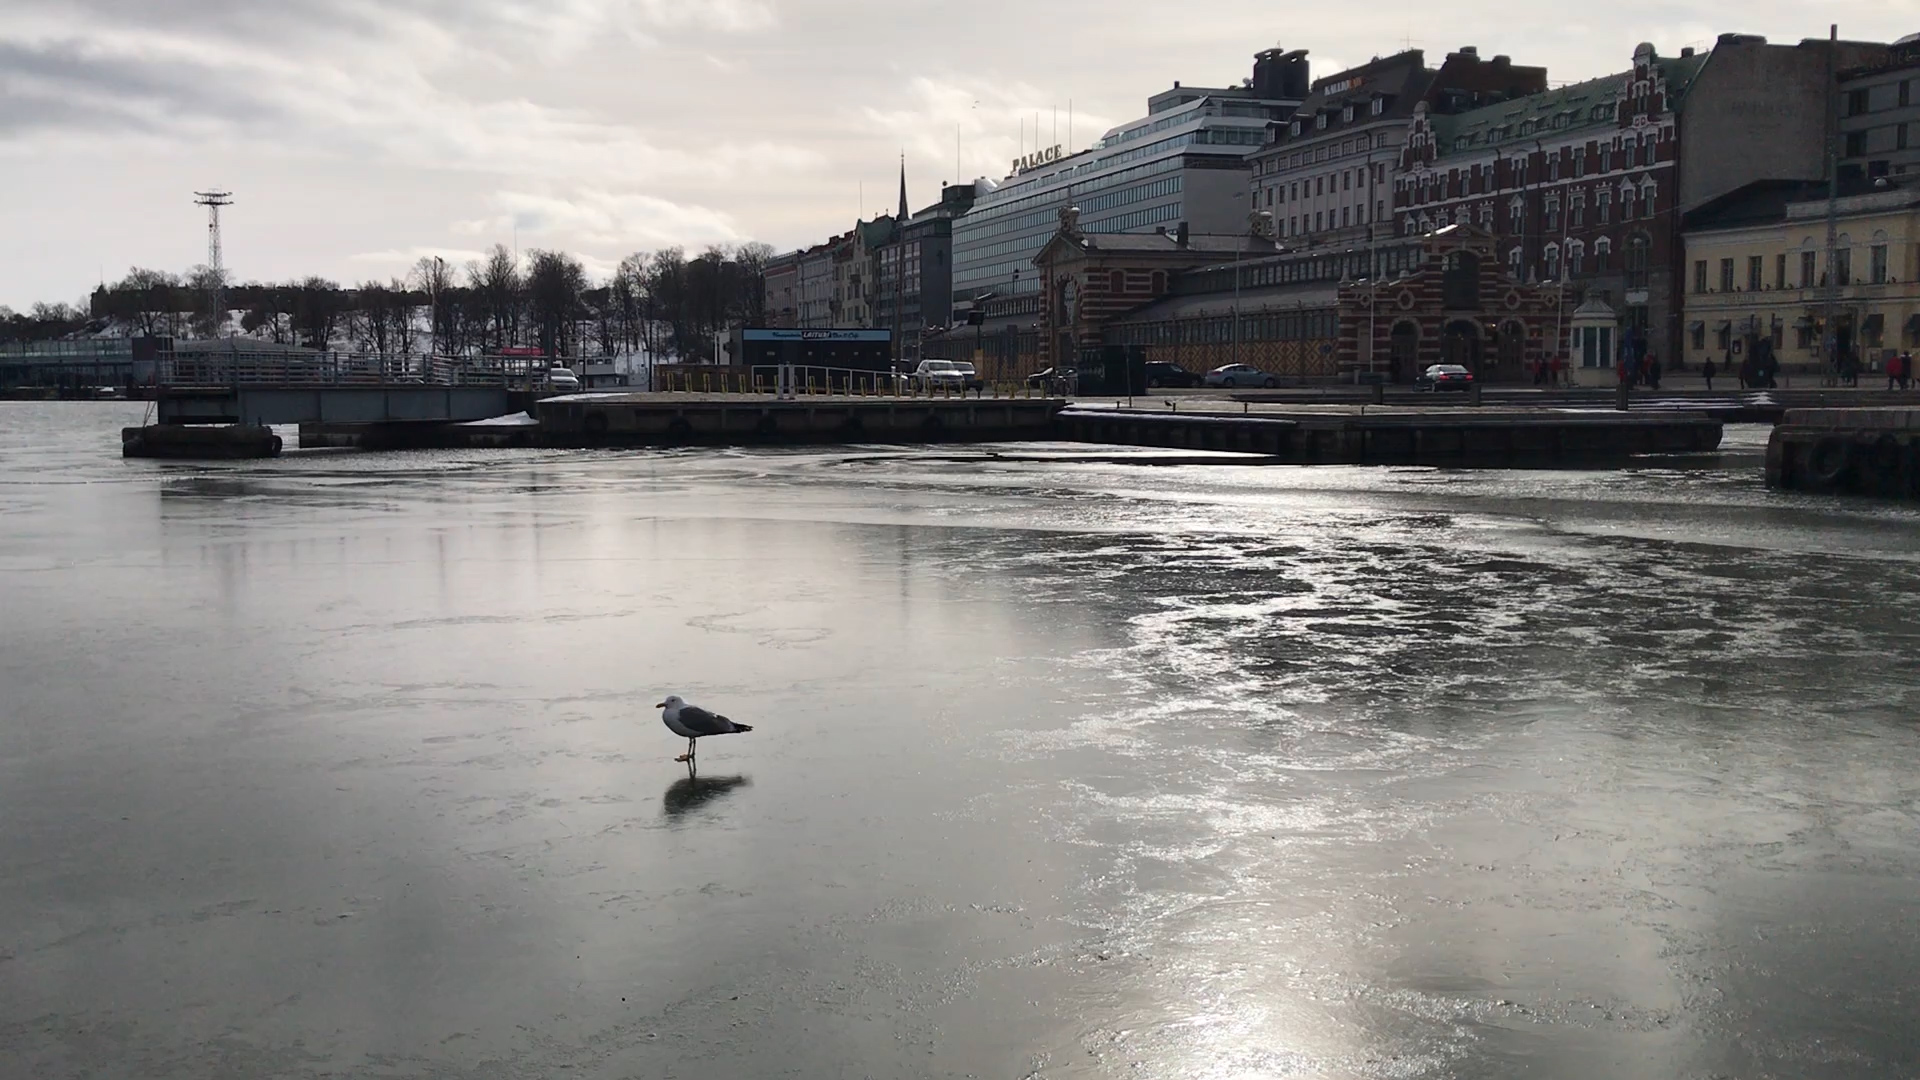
left=1236, top=211, right=1274, bottom=372
left=1368, top=278, right=1378, bottom=383
left=429, top=256, right=446, bottom=368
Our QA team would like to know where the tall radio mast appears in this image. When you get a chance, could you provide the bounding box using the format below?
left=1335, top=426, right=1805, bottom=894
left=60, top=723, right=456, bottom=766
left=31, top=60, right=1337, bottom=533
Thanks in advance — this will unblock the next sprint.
left=193, top=190, right=232, bottom=333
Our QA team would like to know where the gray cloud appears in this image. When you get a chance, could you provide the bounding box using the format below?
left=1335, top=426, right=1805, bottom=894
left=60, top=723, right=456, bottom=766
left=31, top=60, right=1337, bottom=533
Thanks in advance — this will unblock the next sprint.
left=2, top=0, right=1915, bottom=306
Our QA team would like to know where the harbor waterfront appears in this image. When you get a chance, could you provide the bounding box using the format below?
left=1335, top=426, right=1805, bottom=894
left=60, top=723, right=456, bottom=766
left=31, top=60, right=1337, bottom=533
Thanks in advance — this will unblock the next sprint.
left=6, top=401, right=1920, bottom=1078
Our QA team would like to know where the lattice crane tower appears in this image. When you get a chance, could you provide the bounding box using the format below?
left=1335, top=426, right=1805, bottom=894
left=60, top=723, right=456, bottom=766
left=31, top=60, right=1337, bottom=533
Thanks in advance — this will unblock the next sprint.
left=193, top=190, right=233, bottom=334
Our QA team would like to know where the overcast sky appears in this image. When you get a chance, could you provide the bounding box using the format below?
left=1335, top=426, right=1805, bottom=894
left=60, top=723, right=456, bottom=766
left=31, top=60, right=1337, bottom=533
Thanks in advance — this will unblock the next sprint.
left=0, top=0, right=1903, bottom=308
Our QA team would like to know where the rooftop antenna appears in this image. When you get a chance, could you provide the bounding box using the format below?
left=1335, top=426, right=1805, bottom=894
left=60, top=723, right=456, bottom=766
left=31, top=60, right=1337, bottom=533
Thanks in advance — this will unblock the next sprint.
left=193, top=190, right=232, bottom=334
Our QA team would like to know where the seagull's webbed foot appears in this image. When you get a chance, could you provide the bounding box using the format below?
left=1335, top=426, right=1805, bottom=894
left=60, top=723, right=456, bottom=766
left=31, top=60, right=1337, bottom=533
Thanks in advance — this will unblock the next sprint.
left=675, top=754, right=692, bottom=763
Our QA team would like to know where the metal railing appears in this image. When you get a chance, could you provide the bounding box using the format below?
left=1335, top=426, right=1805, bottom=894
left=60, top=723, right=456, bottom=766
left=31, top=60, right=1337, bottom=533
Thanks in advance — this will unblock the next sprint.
left=157, top=351, right=563, bottom=389
left=647, top=364, right=1054, bottom=400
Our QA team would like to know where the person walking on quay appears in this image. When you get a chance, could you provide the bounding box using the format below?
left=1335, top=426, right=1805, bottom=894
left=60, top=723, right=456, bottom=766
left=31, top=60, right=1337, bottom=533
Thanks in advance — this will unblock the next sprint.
left=1903, top=351, right=1916, bottom=391
left=1647, top=353, right=1663, bottom=391
left=1888, top=352, right=1904, bottom=391
left=1703, top=357, right=1716, bottom=391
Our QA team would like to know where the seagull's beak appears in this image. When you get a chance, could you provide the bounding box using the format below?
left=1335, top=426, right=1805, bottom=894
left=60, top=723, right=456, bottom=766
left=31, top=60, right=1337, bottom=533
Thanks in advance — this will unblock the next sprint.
left=654, top=702, right=666, bottom=709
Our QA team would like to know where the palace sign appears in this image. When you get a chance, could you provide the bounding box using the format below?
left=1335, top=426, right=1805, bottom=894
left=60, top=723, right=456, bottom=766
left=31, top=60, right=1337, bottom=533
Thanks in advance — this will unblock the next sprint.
left=1012, top=144, right=1064, bottom=175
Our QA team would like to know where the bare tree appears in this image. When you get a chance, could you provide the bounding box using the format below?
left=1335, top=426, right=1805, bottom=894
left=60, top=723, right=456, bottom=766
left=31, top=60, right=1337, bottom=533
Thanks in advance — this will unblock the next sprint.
left=735, top=241, right=776, bottom=326
left=613, top=252, right=647, bottom=355
left=526, top=249, right=588, bottom=358
left=108, top=268, right=182, bottom=337
left=412, top=255, right=457, bottom=356
left=473, top=244, right=523, bottom=353
left=183, top=266, right=227, bottom=337
left=647, top=247, right=687, bottom=361
left=293, top=277, right=344, bottom=350
left=387, top=276, right=417, bottom=358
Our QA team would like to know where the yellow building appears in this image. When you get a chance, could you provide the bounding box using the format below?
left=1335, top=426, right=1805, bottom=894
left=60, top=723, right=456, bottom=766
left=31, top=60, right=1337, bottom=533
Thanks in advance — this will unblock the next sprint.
left=1681, top=179, right=1920, bottom=370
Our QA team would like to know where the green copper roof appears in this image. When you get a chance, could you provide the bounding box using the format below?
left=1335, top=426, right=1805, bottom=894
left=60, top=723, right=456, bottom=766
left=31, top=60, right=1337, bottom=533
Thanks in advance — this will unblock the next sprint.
left=1427, top=51, right=1709, bottom=157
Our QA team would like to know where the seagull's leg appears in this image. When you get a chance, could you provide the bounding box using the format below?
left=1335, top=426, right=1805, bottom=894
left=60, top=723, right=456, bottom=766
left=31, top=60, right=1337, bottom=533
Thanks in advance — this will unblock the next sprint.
left=675, top=737, right=694, bottom=764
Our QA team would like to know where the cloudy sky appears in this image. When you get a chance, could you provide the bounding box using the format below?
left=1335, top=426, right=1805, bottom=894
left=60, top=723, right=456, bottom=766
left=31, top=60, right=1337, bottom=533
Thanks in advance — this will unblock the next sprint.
left=0, top=0, right=1902, bottom=308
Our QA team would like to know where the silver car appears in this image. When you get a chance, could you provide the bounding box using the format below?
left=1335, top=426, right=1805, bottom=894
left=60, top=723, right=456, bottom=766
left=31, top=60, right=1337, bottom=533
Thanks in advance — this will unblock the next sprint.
left=1203, top=363, right=1277, bottom=389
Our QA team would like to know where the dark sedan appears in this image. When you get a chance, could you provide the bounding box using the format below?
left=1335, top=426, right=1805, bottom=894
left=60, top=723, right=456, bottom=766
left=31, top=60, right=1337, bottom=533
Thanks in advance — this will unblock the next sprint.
left=1416, top=364, right=1475, bottom=392
left=1143, top=361, right=1203, bottom=388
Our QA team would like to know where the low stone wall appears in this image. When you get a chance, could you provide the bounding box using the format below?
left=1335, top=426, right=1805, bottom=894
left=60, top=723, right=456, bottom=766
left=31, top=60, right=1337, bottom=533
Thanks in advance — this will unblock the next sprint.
left=1766, top=409, right=1920, bottom=498
left=535, top=395, right=1067, bottom=447
left=1060, top=408, right=1722, bottom=464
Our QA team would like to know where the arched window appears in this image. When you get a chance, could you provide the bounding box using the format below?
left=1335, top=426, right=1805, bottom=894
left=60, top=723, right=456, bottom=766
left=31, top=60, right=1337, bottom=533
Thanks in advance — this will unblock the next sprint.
left=1566, top=239, right=1585, bottom=275
left=1544, top=242, right=1561, bottom=281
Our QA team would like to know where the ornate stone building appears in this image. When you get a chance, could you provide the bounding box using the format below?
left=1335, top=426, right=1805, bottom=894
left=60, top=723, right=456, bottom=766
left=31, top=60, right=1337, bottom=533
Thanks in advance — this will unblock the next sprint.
left=1394, top=35, right=1890, bottom=368
left=1335, top=224, right=1563, bottom=381
left=1033, top=208, right=1278, bottom=370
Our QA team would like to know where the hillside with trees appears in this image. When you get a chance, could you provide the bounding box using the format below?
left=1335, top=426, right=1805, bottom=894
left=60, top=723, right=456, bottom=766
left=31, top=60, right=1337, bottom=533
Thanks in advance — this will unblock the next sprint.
left=3, top=243, right=776, bottom=366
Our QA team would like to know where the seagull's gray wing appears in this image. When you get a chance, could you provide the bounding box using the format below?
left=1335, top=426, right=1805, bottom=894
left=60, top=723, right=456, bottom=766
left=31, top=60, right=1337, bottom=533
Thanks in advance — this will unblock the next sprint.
left=677, top=704, right=734, bottom=736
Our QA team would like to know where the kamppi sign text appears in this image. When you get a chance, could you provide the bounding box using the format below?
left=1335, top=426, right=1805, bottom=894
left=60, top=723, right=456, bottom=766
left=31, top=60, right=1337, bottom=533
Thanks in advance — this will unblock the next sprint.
left=1011, top=144, right=1064, bottom=175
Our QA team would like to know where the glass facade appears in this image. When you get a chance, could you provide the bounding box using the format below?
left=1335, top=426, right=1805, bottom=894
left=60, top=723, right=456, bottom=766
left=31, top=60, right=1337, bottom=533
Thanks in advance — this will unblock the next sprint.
left=952, top=96, right=1282, bottom=303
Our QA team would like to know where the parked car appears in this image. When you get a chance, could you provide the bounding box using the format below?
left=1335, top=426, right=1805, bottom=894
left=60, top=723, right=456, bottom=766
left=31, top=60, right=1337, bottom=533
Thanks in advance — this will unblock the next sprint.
left=1144, top=361, right=1203, bottom=388
left=912, top=359, right=969, bottom=391
left=1026, top=366, right=1077, bottom=390
left=950, top=360, right=985, bottom=391
left=546, top=367, right=581, bottom=392
left=1416, top=364, right=1474, bottom=392
left=1203, top=363, right=1277, bottom=389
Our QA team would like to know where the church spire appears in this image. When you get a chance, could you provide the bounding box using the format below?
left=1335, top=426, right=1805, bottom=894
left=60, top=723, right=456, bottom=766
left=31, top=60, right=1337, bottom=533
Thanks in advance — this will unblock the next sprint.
left=897, top=153, right=909, bottom=221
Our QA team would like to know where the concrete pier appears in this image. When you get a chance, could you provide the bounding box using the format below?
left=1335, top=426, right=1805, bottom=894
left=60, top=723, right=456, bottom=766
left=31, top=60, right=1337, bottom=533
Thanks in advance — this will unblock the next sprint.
left=1059, top=406, right=1723, bottom=464
left=122, top=424, right=282, bottom=459
left=534, top=394, right=1067, bottom=446
left=1766, top=409, right=1920, bottom=498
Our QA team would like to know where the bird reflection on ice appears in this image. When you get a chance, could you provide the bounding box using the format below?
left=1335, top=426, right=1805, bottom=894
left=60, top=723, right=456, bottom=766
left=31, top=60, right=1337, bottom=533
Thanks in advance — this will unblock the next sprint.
left=662, top=774, right=751, bottom=820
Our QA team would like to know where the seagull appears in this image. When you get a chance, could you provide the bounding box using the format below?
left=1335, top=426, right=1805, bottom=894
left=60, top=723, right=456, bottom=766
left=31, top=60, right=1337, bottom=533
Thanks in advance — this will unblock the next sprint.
left=655, top=695, right=754, bottom=764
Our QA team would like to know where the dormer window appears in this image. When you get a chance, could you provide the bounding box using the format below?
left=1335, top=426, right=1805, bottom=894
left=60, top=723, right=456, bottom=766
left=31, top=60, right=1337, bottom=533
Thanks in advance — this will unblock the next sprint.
left=1315, top=113, right=1328, bottom=130
left=1342, top=105, right=1355, bottom=123
left=1370, top=97, right=1386, bottom=116
left=1290, top=120, right=1302, bottom=137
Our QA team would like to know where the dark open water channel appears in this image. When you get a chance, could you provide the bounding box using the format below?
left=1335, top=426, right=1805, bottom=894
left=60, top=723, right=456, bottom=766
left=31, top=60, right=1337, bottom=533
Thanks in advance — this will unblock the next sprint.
left=3, top=402, right=1919, bottom=1079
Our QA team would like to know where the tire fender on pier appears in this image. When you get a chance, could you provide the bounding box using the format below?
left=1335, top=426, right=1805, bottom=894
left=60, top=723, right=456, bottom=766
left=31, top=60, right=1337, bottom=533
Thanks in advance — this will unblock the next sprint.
left=1802, top=437, right=1854, bottom=492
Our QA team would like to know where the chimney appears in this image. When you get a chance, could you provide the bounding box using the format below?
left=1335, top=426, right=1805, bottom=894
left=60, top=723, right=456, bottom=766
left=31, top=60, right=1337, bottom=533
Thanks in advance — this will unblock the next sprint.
left=1492, top=55, right=1511, bottom=68
left=1680, top=46, right=1695, bottom=57
left=1458, top=45, right=1478, bottom=57
left=1175, top=221, right=1190, bottom=248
